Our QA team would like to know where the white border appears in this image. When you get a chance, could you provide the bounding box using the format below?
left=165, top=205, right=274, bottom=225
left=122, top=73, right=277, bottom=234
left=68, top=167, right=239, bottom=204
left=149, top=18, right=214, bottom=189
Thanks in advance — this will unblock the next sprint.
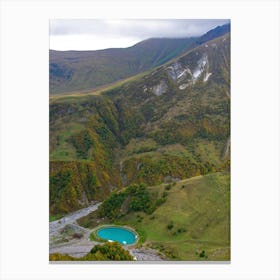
left=1, top=0, right=279, bottom=279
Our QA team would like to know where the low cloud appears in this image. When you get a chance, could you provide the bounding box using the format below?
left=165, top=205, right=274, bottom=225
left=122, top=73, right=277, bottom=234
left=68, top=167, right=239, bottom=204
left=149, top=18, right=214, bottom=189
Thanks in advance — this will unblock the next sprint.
left=50, top=19, right=230, bottom=50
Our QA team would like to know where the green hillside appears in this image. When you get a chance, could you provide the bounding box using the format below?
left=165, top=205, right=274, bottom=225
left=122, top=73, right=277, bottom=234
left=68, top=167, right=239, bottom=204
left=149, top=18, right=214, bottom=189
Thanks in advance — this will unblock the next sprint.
left=50, top=33, right=230, bottom=217
left=78, top=173, right=230, bottom=261
left=50, top=37, right=196, bottom=95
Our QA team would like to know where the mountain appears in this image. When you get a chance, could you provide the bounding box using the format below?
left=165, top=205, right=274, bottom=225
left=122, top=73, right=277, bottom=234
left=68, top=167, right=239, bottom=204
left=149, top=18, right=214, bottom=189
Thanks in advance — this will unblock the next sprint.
left=195, top=23, right=230, bottom=45
left=50, top=32, right=230, bottom=216
left=49, top=30, right=230, bottom=261
left=49, top=23, right=230, bottom=95
left=49, top=37, right=196, bottom=95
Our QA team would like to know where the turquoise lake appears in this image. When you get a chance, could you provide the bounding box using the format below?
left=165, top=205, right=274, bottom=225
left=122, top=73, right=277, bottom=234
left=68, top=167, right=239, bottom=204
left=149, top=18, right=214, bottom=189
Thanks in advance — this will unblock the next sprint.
left=97, top=226, right=137, bottom=245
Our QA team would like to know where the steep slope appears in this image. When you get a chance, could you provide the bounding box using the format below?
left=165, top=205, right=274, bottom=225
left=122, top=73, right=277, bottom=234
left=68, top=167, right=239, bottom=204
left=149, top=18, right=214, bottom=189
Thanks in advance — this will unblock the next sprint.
left=50, top=32, right=230, bottom=216
left=195, top=23, right=230, bottom=45
left=49, top=37, right=196, bottom=95
left=49, top=23, right=230, bottom=95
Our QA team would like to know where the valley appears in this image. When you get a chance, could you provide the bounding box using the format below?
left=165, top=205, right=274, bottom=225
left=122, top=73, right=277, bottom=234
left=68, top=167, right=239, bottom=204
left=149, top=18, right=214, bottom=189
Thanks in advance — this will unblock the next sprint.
left=50, top=173, right=229, bottom=261
left=49, top=23, right=230, bottom=261
left=49, top=200, right=164, bottom=260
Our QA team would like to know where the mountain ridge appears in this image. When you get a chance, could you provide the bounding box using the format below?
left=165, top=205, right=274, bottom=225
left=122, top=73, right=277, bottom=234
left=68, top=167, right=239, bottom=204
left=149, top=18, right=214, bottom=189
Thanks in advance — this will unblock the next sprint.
left=50, top=37, right=196, bottom=95
left=50, top=32, right=230, bottom=215
left=50, top=23, right=230, bottom=95
left=50, top=32, right=230, bottom=100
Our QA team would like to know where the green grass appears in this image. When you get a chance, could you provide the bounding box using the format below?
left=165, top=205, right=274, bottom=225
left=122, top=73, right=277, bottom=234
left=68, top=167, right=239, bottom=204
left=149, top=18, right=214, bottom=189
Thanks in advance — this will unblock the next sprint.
left=193, top=140, right=224, bottom=167
left=119, top=173, right=230, bottom=260
left=124, top=138, right=159, bottom=156
left=89, top=227, right=106, bottom=242
left=78, top=173, right=230, bottom=260
left=49, top=214, right=63, bottom=222
left=50, top=122, right=84, bottom=161
left=49, top=70, right=148, bottom=104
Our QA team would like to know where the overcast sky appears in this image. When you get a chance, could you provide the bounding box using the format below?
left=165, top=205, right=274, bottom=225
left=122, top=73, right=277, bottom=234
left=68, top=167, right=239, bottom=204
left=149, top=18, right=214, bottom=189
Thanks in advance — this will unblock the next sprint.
left=50, top=19, right=230, bottom=51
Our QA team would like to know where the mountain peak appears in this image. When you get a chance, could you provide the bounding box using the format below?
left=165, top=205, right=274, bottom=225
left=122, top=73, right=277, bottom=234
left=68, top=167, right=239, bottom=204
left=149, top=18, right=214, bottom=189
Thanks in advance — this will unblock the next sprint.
left=49, top=23, right=230, bottom=95
left=196, top=23, right=230, bottom=45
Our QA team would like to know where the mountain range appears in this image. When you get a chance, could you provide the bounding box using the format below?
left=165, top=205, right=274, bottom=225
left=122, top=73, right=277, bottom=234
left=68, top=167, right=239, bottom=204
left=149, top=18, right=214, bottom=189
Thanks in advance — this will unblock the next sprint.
left=49, top=23, right=230, bottom=261
left=49, top=23, right=230, bottom=95
left=50, top=27, right=230, bottom=215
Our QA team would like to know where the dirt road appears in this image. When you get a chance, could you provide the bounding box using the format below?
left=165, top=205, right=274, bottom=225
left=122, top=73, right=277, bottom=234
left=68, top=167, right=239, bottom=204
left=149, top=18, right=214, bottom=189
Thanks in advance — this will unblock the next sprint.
left=49, top=202, right=101, bottom=237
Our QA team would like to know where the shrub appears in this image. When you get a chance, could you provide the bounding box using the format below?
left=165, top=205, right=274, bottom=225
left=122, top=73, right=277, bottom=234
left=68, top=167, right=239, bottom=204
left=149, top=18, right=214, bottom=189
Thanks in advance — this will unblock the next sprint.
left=165, top=184, right=172, bottom=191
left=177, top=228, right=186, bottom=233
left=199, top=250, right=207, bottom=258
left=167, top=222, right=174, bottom=230
left=98, top=183, right=167, bottom=220
left=162, top=191, right=168, bottom=198
left=72, top=233, right=83, bottom=239
left=128, top=184, right=151, bottom=212
left=98, top=192, right=126, bottom=220
left=88, top=242, right=133, bottom=260
left=50, top=242, right=134, bottom=261
left=49, top=253, right=75, bottom=261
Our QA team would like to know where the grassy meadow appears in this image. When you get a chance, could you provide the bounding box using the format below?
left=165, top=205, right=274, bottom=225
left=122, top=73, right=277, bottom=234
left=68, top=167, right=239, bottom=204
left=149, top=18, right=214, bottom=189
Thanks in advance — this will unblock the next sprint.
left=78, top=172, right=230, bottom=261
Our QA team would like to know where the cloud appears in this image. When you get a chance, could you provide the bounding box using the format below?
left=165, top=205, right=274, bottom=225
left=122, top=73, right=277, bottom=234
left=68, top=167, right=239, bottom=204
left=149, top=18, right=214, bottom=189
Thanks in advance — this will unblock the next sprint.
left=50, top=35, right=141, bottom=51
left=50, top=19, right=230, bottom=50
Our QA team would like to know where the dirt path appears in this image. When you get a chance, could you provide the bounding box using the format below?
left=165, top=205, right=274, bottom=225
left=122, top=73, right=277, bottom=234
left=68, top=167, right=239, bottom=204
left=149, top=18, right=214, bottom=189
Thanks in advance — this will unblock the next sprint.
left=49, top=202, right=164, bottom=260
left=49, top=202, right=101, bottom=237
left=49, top=203, right=102, bottom=258
left=50, top=235, right=99, bottom=258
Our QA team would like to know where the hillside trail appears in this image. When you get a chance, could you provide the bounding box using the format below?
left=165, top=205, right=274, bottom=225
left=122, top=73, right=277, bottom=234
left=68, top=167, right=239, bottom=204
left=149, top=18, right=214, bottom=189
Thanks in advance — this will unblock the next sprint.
left=49, top=201, right=163, bottom=260
left=49, top=202, right=102, bottom=258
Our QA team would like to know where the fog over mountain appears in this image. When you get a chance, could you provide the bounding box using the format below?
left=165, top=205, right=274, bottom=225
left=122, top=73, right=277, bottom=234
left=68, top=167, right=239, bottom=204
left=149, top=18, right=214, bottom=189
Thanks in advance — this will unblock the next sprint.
left=50, top=23, right=230, bottom=95
left=50, top=19, right=230, bottom=51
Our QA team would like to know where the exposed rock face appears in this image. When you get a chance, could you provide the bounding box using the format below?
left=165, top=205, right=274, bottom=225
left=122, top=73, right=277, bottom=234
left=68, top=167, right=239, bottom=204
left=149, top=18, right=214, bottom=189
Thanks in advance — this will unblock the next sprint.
left=179, top=83, right=188, bottom=90
left=152, top=80, right=168, bottom=96
left=166, top=62, right=193, bottom=82
left=193, top=54, right=208, bottom=80
left=166, top=53, right=211, bottom=90
left=203, top=72, right=212, bottom=82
